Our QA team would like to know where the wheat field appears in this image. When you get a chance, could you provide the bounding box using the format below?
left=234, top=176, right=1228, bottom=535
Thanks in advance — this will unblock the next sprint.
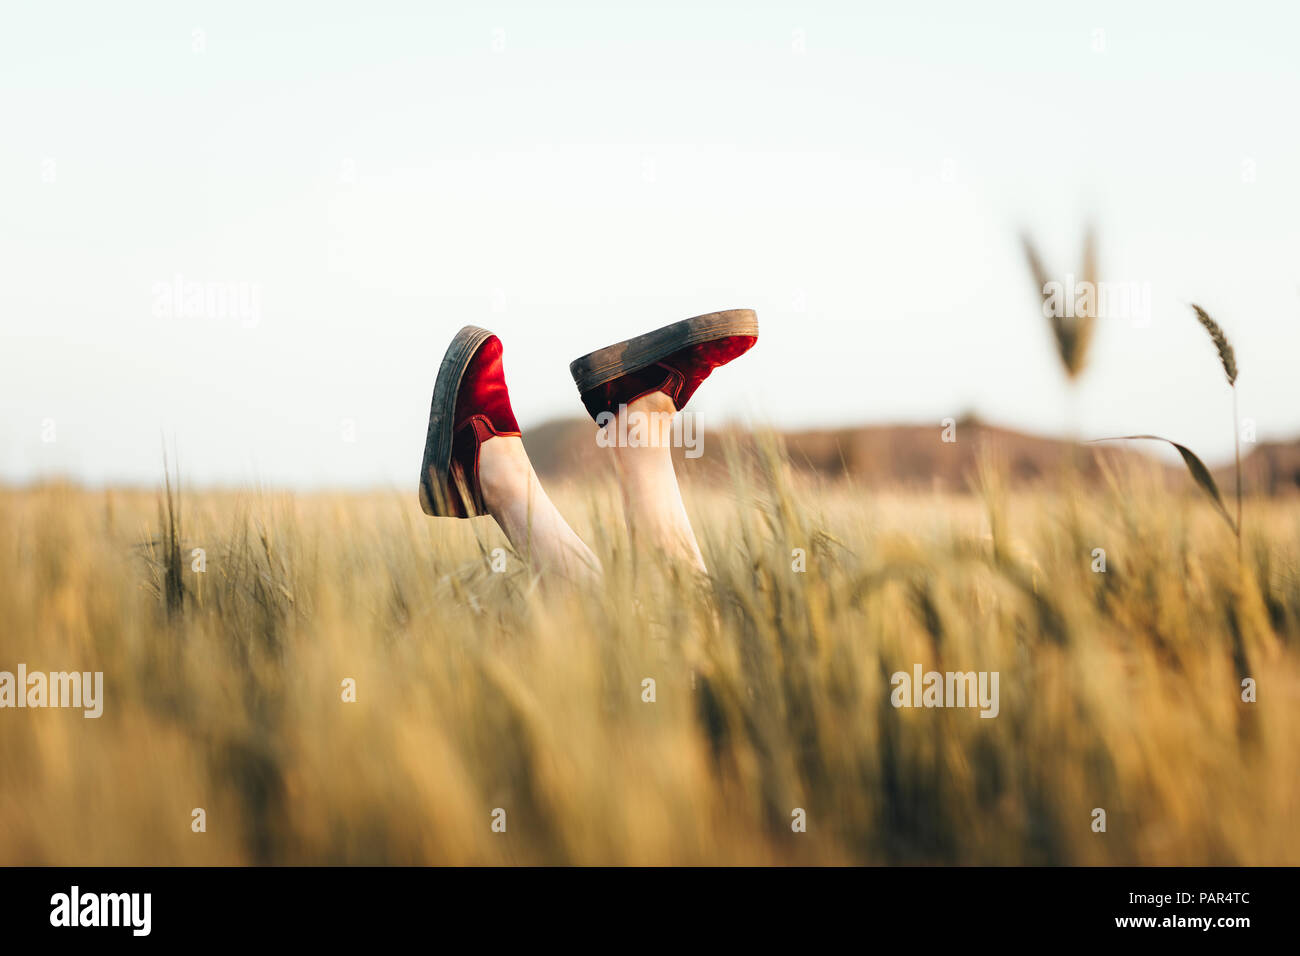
left=1, top=439, right=1297, bottom=865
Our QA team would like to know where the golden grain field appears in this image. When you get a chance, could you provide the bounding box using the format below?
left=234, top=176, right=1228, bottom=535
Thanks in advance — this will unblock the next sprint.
left=1, top=440, right=1297, bottom=865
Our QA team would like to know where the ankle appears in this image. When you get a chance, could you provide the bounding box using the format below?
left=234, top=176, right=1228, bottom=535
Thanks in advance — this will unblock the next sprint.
left=610, top=391, right=676, bottom=449
left=477, top=436, right=532, bottom=510
left=626, top=390, right=675, bottom=417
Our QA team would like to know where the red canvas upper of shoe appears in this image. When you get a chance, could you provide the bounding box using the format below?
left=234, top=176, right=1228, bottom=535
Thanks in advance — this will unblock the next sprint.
left=447, top=336, right=520, bottom=515
left=454, top=336, right=521, bottom=436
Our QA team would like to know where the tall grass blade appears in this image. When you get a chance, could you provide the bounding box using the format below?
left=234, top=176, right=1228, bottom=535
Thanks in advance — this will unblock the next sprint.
left=1088, top=435, right=1237, bottom=533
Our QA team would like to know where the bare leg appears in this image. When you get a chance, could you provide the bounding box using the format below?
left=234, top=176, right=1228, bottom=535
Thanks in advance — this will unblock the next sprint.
left=477, top=436, right=601, bottom=582
left=607, top=391, right=707, bottom=573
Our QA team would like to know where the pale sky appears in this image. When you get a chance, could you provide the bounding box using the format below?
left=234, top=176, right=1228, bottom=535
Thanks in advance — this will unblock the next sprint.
left=3, top=1, right=1297, bottom=488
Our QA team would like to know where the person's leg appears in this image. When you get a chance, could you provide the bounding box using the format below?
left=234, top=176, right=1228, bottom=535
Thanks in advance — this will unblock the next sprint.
left=476, top=436, right=601, bottom=580
left=420, top=326, right=600, bottom=582
left=569, top=310, right=760, bottom=576
left=605, top=390, right=706, bottom=572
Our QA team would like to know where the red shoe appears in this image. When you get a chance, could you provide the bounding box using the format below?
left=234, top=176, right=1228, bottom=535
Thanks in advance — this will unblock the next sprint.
left=419, top=326, right=521, bottom=517
left=568, top=309, right=758, bottom=421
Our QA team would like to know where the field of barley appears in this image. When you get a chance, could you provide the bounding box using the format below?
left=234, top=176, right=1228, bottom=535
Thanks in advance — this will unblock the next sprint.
left=1, top=438, right=1298, bottom=865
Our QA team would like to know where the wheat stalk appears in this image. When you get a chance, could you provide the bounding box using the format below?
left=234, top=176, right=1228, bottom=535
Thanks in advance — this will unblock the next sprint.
left=1191, top=304, right=1238, bottom=385
left=1190, top=304, right=1242, bottom=561
left=1022, top=226, right=1098, bottom=382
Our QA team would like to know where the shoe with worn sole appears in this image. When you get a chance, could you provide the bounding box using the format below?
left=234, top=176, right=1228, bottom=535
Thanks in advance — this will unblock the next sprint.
left=418, top=325, right=521, bottom=517
left=568, top=309, right=758, bottom=421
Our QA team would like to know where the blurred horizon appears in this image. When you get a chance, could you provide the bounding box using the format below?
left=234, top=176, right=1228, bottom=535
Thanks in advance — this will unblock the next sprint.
left=8, top=410, right=1298, bottom=496
left=4, top=1, right=1298, bottom=490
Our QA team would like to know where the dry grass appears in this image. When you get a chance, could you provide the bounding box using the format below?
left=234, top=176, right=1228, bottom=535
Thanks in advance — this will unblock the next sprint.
left=2, top=441, right=1298, bottom=865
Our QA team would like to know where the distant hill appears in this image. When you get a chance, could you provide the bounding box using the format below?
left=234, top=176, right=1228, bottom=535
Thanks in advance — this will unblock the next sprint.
left=523, top=414, right=1300, bottom=496
left=1225, top=437, right=1300, bottom=496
